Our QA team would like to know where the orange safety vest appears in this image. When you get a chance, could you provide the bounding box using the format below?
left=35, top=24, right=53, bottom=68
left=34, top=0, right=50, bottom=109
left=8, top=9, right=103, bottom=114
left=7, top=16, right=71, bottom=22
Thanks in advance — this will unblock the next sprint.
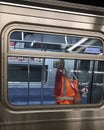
left=54, top=69, right=81, bottom=104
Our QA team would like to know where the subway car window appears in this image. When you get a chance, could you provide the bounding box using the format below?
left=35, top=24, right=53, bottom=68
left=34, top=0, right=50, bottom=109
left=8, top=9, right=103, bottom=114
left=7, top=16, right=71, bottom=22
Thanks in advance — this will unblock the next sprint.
left=9, top=31, right=103, bottom=55
left=8, top=57, right=104, bottom=105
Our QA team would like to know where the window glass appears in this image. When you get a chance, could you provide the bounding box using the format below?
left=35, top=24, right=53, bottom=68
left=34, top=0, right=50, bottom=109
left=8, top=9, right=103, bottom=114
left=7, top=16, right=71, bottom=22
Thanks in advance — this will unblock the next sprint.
left=8, top=57, right=104, bottom=105
left=9, top=31, right=103, bottom=55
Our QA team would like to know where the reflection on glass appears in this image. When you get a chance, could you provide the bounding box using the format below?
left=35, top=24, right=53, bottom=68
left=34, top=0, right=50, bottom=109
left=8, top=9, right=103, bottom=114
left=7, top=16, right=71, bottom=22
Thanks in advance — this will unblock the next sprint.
left=9, top=31, right=103, bottom=55
left=8, top=57, right=104, bottom=105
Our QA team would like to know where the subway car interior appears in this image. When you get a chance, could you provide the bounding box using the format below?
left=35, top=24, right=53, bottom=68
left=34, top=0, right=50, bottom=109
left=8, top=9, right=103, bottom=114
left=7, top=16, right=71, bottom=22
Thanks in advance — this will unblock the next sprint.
left=8, top=31, right=104, bottom=105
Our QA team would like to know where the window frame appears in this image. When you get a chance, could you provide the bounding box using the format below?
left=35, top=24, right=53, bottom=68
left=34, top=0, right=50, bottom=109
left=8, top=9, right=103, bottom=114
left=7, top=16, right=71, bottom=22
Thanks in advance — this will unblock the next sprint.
left=1, top=23, right=104, bottom=110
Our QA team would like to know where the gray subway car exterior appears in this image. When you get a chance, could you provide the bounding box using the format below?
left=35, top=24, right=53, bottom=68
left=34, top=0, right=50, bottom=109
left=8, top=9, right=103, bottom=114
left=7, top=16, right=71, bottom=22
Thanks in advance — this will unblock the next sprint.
left=0, top=1, right=104, bottom=130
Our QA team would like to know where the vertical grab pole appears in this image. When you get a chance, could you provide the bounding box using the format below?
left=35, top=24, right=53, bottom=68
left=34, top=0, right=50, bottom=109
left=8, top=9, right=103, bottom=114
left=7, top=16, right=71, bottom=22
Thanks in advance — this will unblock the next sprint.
left=27, top=57, right=30, bottom=105
left=41, top=58, right=45, bottom=105
left=89, top=60, right=95, bottom=103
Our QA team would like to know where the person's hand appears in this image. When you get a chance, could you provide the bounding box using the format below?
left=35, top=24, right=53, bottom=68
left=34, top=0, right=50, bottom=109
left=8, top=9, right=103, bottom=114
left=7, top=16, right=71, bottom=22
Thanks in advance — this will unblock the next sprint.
left=81, top=87, right=88, bottom=94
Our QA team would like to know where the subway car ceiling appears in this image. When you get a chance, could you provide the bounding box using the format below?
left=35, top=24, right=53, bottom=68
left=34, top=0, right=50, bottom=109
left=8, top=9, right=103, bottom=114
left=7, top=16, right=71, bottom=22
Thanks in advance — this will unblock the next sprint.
left=0, top=0, right=104, bottom=15
left=10, top=31, right=103, bottom=55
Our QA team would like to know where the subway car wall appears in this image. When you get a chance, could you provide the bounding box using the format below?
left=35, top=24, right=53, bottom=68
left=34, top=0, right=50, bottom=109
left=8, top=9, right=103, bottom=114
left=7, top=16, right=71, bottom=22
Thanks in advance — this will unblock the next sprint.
left=0, top=1, right=104, bottom=130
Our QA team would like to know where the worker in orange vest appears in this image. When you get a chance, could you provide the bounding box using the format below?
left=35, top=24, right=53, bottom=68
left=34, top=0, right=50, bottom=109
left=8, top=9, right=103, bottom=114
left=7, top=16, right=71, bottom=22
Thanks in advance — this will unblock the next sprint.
left=54, top=59, right=81, bottom=104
